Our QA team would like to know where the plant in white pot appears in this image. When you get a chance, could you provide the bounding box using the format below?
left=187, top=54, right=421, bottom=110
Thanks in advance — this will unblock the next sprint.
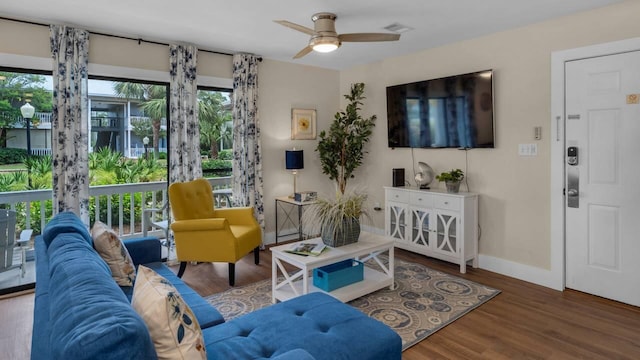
left=303, top=83, right=375, bottom=247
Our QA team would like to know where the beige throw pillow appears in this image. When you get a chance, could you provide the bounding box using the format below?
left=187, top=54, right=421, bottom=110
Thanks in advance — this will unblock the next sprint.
left=91, top=221, right=136, bottom=286
left=132, top=265, right=207, bottom=360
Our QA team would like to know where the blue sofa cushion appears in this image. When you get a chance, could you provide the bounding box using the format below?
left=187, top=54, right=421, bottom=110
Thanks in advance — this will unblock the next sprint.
left=271, top=349, right=316, bottom=360
left=202, top=292, right=402, bottom=360
left=42, top=211, right=92, bottom=247
left=45, top=222, right=157, bottom=359
left=124, top=237, right=162, bottom=266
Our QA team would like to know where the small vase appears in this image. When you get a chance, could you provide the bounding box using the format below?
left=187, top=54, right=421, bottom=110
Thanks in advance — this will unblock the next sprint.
left=445, top=181, right=461, bottom=193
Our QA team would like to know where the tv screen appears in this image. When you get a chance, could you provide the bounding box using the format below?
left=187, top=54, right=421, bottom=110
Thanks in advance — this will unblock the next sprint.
left=386, top=70, right=494, bottom=148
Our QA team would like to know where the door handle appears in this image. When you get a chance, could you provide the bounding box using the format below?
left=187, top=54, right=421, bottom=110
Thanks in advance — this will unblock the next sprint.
left=567, top=168, right=579, bottom=208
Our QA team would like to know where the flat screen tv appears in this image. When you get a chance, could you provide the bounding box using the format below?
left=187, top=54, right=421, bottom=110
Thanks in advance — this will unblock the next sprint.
left=386, top=70, right=495, bottom=148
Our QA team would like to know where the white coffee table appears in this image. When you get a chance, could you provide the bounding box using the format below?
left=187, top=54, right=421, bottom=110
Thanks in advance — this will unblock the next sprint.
left=270, top=231, right=395, bottom=303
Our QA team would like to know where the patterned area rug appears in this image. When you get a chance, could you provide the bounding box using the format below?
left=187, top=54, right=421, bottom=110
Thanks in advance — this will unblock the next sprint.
left=206, top=257, right=500, bottom=350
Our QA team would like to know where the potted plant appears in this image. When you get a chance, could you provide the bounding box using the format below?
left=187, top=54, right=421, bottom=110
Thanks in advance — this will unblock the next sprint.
left=435, top=169, right=464, bottom=193
left=302, top=191, right=370, bottom=247
left=304, top=83, right=376, bottom=247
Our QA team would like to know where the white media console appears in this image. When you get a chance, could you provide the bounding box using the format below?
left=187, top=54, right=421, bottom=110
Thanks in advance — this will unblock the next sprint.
left=384, top=186, right=478, bottom=273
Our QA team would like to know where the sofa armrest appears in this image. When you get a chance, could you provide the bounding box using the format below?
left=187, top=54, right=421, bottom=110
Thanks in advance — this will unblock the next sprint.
left=123, top=237, right=161, bottom=266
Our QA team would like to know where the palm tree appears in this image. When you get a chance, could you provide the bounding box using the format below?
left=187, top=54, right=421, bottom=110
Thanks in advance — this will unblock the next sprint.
left=198, top=91, right=231, bottom=159
left=113, top=82, right=166, bottom=156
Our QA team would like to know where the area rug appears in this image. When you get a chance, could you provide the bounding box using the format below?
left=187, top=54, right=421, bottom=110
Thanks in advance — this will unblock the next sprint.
left=206, top=257, right=500, bottom=350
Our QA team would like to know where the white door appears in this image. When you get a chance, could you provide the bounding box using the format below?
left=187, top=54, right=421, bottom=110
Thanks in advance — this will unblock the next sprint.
left=565, top=51, right=640, bottom=306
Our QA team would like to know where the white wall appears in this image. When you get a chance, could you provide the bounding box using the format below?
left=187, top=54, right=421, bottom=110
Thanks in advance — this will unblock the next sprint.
left=339, top=0, right=640, bottom=285
left=257, top=60, right=339, bottom=241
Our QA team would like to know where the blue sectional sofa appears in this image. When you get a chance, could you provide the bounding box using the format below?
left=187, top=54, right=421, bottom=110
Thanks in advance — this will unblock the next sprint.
left=32, top=212, right=402, bottom=360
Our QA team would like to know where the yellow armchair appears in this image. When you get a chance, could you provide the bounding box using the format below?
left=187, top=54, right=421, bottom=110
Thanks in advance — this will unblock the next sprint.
left=168, top=178, right=262, bottom=286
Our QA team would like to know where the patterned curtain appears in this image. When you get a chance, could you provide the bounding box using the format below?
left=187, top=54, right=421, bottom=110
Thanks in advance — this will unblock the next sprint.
left=168, top=44, right=202, bottom=183
left=49, top=25, right=90, bottom=225
left=232, top=54, right=264, bottom=233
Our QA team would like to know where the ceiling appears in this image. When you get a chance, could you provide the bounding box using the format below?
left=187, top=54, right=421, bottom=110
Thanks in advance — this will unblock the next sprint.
left=1, top=0, right=625, bottom=70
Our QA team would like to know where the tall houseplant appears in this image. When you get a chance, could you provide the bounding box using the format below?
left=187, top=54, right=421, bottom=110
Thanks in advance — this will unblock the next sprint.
left=317, top=82, right=376, bottom=195
left=304, top=83, right=376, bottom=247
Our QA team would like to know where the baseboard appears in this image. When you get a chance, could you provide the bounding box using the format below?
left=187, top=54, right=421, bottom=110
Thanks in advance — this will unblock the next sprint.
left=264, top=228, right=562, bottom=291
left=478, top=254, right=562, bottom=290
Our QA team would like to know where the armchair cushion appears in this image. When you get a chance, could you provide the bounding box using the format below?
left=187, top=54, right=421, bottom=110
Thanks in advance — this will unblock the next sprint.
left=169, top=178, right=215, bottom=221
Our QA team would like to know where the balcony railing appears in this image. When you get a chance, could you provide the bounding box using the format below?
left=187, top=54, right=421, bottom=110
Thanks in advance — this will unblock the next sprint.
left=130, top=146, right=168, bottom=158
left=130, top=116, right=167, bottom=128
left=0, top=177, right=232, bottom=240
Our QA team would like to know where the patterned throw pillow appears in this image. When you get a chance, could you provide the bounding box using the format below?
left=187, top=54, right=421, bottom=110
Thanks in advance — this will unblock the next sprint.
left=132, top=265, right=207, bottom=360
left=91, top=221, right=136, bottom=286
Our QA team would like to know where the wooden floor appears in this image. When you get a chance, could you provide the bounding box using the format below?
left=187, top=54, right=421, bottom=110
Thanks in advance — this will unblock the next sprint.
left=4, top=246, right=640, bottom=359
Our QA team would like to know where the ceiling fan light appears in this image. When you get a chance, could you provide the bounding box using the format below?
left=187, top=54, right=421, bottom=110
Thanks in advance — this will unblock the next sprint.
left=310, top=36, right=340, bottom=53
left=313, top=43, right=338, bottom=53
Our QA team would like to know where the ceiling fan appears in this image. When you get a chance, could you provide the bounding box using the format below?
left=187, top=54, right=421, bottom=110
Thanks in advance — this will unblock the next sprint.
left=275, top=12, right=401, bottom=59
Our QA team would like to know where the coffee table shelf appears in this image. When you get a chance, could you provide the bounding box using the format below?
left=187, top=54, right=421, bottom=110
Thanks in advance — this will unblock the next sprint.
left=270, top=232, right=395, bottom=303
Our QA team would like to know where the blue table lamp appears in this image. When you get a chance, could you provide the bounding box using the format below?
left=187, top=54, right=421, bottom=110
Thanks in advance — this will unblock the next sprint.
left=285, top=149, right=304, bottom=198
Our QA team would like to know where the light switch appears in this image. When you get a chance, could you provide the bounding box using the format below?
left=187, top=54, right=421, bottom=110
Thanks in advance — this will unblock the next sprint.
left=519, top=144, right=538, bottom=156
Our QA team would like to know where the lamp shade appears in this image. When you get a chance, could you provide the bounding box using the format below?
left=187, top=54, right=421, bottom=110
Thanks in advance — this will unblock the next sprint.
left=20, top=102, right=35, bottom=119
left=285, top=149, right=304, bottom=170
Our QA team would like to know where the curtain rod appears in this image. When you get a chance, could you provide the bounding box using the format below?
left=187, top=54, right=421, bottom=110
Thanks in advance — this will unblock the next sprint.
left=0, top=16, right=262, bottom=61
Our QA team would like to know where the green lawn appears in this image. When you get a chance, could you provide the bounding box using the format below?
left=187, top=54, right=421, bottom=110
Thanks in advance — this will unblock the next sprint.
left=0, top=163, right=25, bottom=171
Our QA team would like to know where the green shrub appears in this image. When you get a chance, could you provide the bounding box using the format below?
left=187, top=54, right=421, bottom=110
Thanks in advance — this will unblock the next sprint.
left=15, top=199, right=54, bottom=235
left=218, top=150, right=233, bottom=160
left=89, top=192, right=145, bottom=225
left=0, top=148, right=27, bottom=164
left=158, top=152, right=167, bottom=160
left=201, top=159, right=232, bottom=171
left=0, top=173, right=16, bottom=192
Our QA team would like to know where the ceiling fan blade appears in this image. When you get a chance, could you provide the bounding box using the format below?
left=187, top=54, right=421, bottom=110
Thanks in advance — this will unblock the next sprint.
left=339, top=33, right=401, bottom=42
left=274, top=20, right=315, bottom=35
left=293, top=46, right=313, bottom=59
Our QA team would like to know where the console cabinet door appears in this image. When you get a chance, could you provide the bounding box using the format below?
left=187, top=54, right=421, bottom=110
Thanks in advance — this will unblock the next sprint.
left=409, top=206, right=431, bottom=250
left=386, top=201, right=408, bottom=243
left=433, top=209, right=459, bottom=257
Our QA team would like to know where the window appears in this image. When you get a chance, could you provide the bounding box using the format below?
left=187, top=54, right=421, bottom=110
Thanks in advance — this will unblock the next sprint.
left=197, top=87, right=232, bottom=178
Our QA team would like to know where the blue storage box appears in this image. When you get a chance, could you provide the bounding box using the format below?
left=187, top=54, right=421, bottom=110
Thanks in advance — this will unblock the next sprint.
left=313, top=259, right=364, bottom=292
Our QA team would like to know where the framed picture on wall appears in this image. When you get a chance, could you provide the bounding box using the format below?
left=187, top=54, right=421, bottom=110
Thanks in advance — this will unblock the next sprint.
left=291, top=108, right=317, bottom=140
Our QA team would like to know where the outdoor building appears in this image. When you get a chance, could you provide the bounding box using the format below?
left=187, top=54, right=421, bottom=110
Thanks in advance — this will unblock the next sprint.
left=5, top=79, right=168, bottom=158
